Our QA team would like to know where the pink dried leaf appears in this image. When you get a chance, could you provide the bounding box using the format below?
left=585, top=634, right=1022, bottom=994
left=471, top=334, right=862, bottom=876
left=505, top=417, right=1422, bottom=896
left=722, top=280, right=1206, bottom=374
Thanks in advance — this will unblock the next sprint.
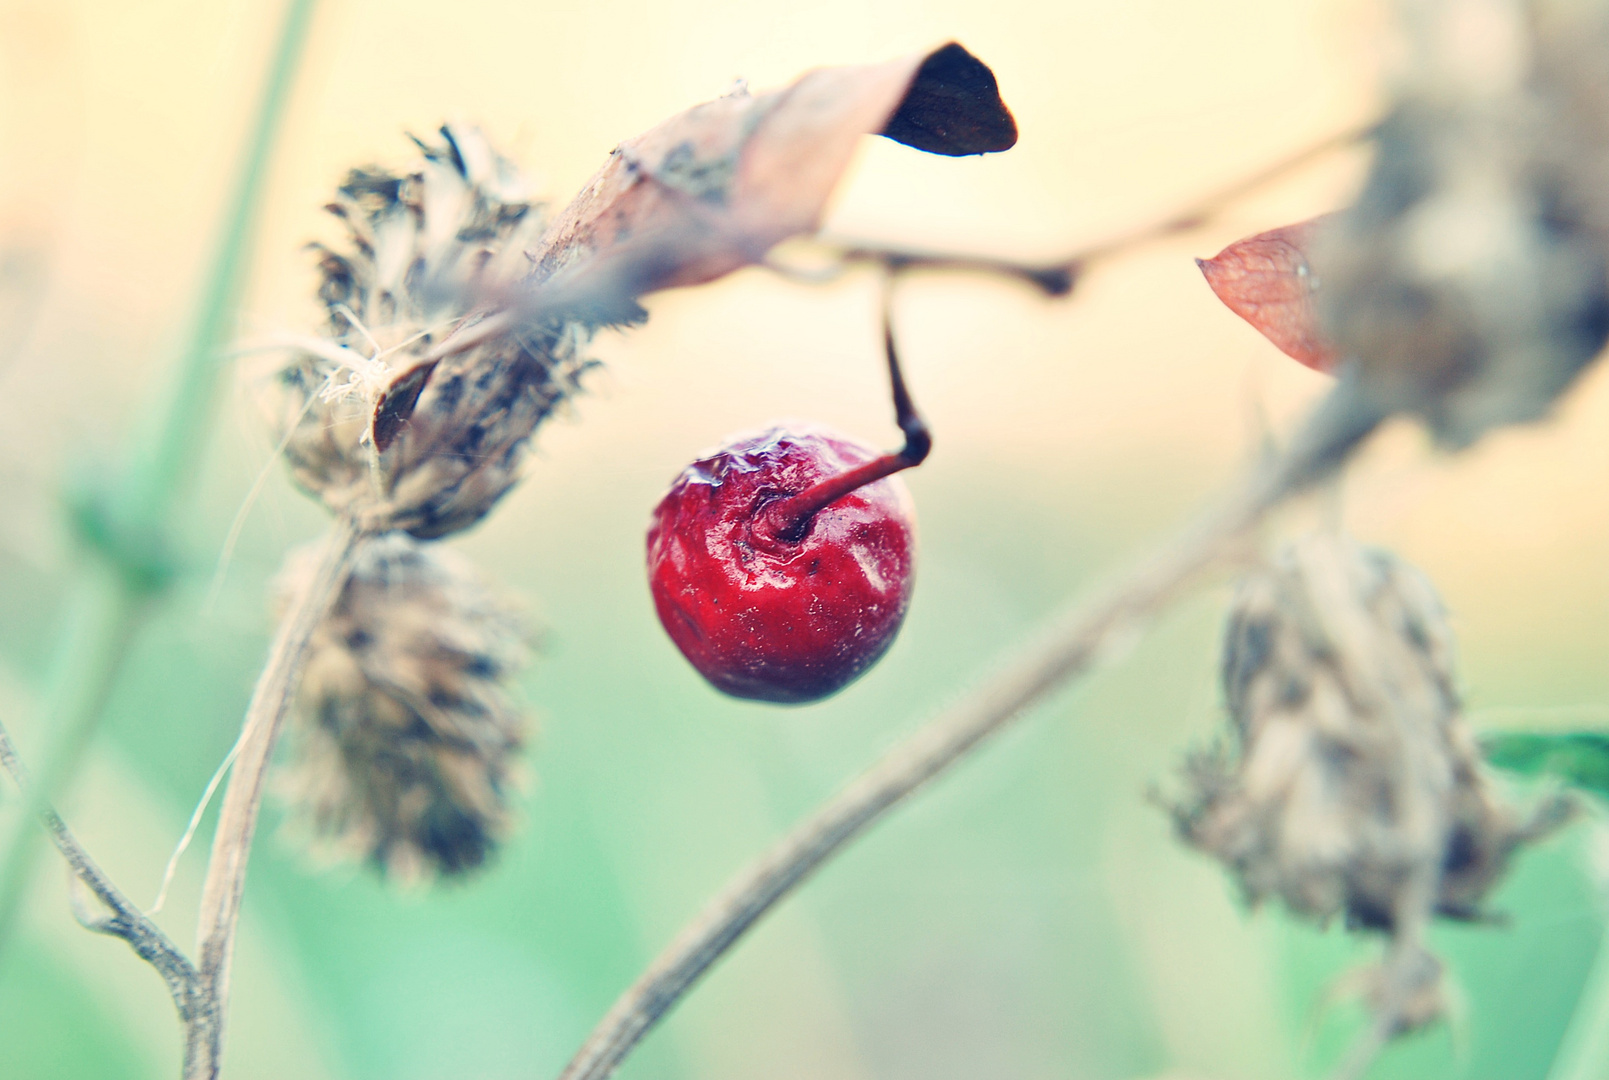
left=1198, top=215, right=1339, bottom=373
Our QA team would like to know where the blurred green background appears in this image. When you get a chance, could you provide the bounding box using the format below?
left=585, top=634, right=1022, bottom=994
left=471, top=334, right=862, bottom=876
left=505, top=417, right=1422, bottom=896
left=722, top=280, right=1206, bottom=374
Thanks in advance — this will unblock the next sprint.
left=4, top=0, right=1609, bottom=1077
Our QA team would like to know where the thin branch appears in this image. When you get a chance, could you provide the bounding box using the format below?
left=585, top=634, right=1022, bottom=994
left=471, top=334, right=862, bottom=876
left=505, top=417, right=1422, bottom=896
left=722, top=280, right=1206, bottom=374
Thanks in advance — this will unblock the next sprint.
left=555, top=378, right=1384, bottom=1080
left=767, top=121, right=1375, bottom=295
left=185, top=516, right=367, bottom=1080
left=766, top=244, right=1082, bottom=295
left=0, top=716, right=200, bottom=1019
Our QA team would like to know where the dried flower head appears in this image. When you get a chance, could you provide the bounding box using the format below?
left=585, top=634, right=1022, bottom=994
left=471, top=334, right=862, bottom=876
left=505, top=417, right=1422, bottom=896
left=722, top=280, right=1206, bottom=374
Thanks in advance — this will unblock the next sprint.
left=276, top=532, right=532, bottom=881
left=263, top=124, right=599, bottom=539
left=1313, top=0, right=1609, bottom=447
left=1174, top=532, right=1563, bottom=929
left=1168, top=533, right=1568, bottom=1037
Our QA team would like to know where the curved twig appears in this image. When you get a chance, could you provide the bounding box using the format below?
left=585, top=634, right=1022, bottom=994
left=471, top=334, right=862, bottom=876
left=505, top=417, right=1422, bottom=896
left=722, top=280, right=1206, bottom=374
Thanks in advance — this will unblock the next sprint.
left=766, top=121, right=1375, bottom=296
left=186, top=516, right=367, bottom=1080
left=0, top=718, right=201, bottom=1019
left=556, top=379, right=1383, bottom=1080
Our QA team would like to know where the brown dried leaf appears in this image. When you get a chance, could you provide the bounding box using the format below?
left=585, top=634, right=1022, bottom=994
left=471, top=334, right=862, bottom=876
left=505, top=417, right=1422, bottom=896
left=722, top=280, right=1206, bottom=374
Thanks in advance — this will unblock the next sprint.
left=368, top=44, right=1014, bottom=454
left=1197, top=216, right=1339, bottom=373
left=529, top=41, right=1016, bottom=293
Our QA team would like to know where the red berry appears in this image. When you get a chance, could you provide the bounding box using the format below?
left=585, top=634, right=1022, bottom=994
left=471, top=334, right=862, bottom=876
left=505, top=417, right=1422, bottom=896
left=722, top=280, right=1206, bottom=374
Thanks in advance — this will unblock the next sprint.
left=647, top=425, right=917, bottom=704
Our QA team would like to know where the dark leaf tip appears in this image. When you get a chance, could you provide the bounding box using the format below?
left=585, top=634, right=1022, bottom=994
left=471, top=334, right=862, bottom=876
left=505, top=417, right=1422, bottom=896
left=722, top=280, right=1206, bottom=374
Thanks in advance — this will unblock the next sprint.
left=880, top=42, right=1018, bottom=156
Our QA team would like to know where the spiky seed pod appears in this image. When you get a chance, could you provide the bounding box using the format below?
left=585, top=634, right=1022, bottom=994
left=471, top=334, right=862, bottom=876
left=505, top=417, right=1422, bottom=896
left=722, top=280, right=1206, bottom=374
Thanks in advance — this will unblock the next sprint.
left=1172, top=533, right=1567, bottom=935
left=276, top=532, right=532, bottom=881
left=264, top=124, right=598, bottom=539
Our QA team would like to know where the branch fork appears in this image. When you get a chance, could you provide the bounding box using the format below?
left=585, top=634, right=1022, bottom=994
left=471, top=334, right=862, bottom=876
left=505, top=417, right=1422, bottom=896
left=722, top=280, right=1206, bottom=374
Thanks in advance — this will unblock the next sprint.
left=0, top=517, right=366, bottom=1079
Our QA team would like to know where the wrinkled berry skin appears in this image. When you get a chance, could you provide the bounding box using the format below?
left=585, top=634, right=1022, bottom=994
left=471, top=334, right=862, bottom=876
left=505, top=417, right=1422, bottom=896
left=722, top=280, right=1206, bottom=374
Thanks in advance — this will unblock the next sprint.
left=647, top=426, right=916, bottom=704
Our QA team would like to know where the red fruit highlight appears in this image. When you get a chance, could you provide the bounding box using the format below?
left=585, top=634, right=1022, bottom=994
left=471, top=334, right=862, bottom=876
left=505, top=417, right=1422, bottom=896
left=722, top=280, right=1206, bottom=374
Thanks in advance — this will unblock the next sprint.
left=1198, top=215, right=1340, bottom=373
left=647, top=426, right=916, bottom=704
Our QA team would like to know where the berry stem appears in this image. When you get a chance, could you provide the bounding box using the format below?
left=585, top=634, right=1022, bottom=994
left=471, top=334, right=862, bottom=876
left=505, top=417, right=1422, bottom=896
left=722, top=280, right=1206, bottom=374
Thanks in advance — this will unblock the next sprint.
left=763, top=282, right=932, bottom=543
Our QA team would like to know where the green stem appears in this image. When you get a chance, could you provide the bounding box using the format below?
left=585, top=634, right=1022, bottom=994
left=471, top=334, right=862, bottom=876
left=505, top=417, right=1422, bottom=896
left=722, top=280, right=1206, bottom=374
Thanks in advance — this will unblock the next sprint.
left=0, top=0, right=319, bottom=960
left=115, top=0, right=320, bottom=523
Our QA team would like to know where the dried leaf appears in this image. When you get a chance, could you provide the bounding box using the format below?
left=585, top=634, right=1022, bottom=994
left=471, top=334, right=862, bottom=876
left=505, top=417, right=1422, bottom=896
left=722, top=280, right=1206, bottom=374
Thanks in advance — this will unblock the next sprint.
left=881, top=43, right=1018, bottom=155
left=529, top=41, right=1016, bottom=293
left=365, top=45, right=1015, bottom=458
left=1197, top=216, right=1339, bottom=373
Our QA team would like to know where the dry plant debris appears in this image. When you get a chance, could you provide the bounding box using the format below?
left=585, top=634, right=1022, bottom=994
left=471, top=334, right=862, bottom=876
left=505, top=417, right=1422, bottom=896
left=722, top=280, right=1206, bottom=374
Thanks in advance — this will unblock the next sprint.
left=1198, top=0, right=1609, bottom=450
left=1318, top=0, right=1609, bottom=446
left=276, top=533, right=531, bottom=880
left=267, top=124, right=597, bottom=539
left=1169, top=533, right=1569, bottom=1045
left=371, top=41, right=1014, bottom=448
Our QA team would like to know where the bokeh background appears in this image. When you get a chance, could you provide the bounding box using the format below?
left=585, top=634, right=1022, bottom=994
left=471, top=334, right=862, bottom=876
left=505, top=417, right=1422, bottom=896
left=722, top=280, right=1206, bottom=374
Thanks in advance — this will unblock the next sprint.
left=3, top=0, right=1608, bottom=1077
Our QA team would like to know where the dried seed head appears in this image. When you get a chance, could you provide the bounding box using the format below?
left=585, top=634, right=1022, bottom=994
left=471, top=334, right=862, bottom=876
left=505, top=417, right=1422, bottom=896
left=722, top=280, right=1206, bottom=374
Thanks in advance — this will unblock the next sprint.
left=276, top=532, right=532, bottom=881
left=1313, top=0, right=1609, bottom=447
left=1168, top=532, right=1570, bottom=1047
left=1172, top=532, right=1566, bottom=933
left=263, top=124, right=598, bottom=539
